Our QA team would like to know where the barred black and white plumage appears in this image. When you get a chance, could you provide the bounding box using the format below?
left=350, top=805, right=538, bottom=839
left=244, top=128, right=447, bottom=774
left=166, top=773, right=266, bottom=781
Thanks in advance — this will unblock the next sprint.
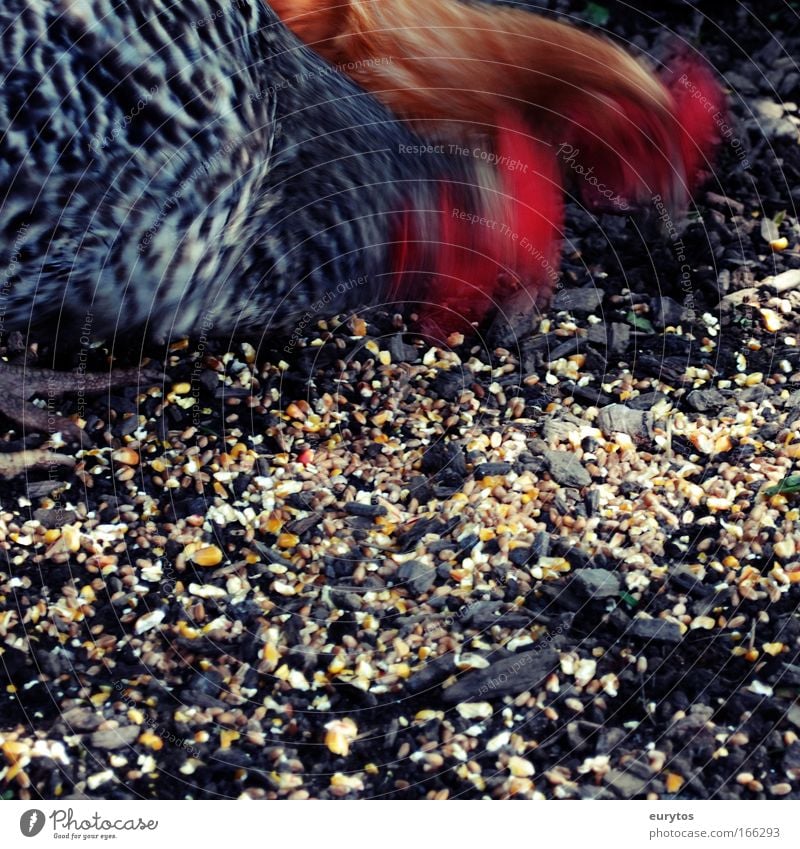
left=1, top=0, right=525, bottom=350
left=0, top=0, right=568, bottom=456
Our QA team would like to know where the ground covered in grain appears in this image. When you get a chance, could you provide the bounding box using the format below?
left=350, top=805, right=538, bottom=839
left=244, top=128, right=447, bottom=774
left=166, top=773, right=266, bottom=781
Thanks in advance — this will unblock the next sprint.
left=2, top=0, right=800, bottom=800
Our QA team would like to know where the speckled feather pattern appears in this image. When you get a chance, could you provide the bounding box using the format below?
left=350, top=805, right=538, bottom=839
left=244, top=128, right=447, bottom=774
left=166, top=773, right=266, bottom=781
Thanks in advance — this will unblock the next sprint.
left=0, top=0, right=472, bottom=348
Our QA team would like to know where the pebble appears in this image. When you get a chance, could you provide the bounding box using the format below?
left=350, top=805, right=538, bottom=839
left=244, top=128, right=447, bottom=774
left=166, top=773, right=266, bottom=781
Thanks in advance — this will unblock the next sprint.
left=33, top=507, right=78, bottom=528
left=344, top=502, right=388, bottom=518
left=597, top=404, right=654, bottom=441
left=627, top=619, right=683, bottom=644
left=573, top=569, right=621, bottom=600
left=686, top=389, right=728, bottom=413
left=398, top=560, right=436, bottom=596
left=473, top=462, right=513, bottom=477
left=552, top=287, right=603, bottom=315
left=651, top=296, right=685, bottom=328
left=61, top=708, right=105, bottom=732
left=441, top=647, right=559, bottom=702
left=604, top=768, right=650, bottom=798
left=542, top=450, right=592, bottom=488
left=90, top=727, right=141, bottom=750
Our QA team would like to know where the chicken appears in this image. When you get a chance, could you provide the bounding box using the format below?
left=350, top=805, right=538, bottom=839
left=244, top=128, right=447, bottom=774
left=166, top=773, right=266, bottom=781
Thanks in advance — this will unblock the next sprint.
left=270, top=0, right=724, bottom=213
left=0, top=0, right=561, bottom=468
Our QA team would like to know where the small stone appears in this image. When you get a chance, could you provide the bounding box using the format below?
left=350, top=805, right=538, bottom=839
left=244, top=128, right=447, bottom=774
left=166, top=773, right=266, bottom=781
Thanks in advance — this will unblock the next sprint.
left=587, top=322, right=631, bottom=357
left=705, top=192, right=745, bottom=215
left=760, top=308, right=783, bottom=331
left=739, top=384, right=772, bottom=403
left=627, top=619, right=682, bottom=644
left=388, top=334, right=419, bottom=363
left=344, top=502, right=387, bottom=518
left=62, top=524, right=81, bottom=552
left=429, top=370, right=470, bottom=402
left=61, top=707, right=104, bottom=732
left=33, top=507, right=78, bottom=528
left=787, top=704, right=800, bottom=731
left=686, top=389, right=727, bottom=413
left=486, top=730, right=511, bottom=752
left=442, top=647, right=559, bottom=702
left=87, top=771, right=115, bottom=790
left=90, top=726, right=140, bottom=750
left=405, top=655, right=456, bottom=694
left=778, top=664, right=800, bottom=687
left=276, top=533, right=299, bottom=549
left=604, top=768, right=649, bottom=798
left=783, top=741, right=800, bottom=780
left=766, top=269, right=800, bottom=293
left=651, top=296, right=685, bottom=328
left=752, top=99, right=799, bottom=140
left=542, top=450, right=591, bottom=488
left=138, top=731, right=164, bottom=751
left=552, top=287, right=603, bottom=315
left=573, top=569, right=621, bottom=600
left=398, top=560, right=435, bottom=596
left=597, top=404, right=653, bottom=441
left=473, top=462, right=513, bottom=478
left=783, top=390, right=800, bottom=409
left=627, top=391, right=668, bottom=411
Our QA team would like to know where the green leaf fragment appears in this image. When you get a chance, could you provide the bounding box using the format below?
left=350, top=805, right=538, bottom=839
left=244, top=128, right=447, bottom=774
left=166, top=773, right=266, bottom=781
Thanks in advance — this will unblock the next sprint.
left=627, top=312, right=655, bottom=333
left=583, top=3, right=610, bottom=26
left=764, top=475, right=800, bottom=496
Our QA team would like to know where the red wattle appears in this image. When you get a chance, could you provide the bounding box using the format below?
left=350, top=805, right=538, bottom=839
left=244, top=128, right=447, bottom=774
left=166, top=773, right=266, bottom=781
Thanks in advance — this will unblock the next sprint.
left=559, top=52, right=723, bottom=213
left=390, top=114, right=564, bottom=337
left=662, top=53, right=726, bottom=195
